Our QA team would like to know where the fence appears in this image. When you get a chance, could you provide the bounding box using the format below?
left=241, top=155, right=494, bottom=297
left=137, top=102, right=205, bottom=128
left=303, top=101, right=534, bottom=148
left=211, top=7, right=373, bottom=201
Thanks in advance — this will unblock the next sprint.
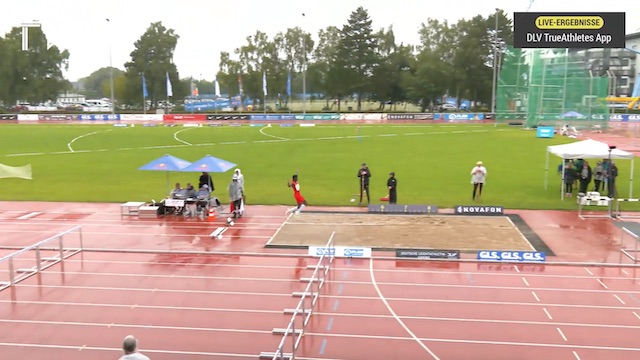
left=0, top=226, right=83, bottom=291
left=619, top=227, right=640, bottom=264
left=259, top=232, right=336, bottom=360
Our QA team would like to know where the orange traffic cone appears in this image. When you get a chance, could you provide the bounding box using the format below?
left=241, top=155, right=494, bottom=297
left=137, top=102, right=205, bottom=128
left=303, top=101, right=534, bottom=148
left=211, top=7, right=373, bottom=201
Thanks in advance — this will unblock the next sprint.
left=207, top=207, right=216, bottom=221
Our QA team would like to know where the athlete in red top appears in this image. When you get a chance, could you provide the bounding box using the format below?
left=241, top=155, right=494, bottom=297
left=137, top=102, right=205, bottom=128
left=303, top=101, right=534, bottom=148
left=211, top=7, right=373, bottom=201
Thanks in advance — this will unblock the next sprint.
left=286, top=174, right=307, bottom=215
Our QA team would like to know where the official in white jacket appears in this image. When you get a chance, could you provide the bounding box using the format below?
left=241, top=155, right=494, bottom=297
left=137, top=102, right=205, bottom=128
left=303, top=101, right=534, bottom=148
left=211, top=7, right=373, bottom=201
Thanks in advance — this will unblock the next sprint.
left=471, top=161, right=487, bottom=201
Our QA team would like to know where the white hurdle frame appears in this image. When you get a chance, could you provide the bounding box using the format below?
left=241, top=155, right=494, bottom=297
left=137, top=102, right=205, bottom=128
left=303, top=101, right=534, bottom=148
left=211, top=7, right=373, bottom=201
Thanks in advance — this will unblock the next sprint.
left=619, top=227, right=640, bottom=264
left=258, top=231, right=336, bottom=360
left=614, top=199, right=640, bottom=220
left=577, top=195, right=613, bottom=220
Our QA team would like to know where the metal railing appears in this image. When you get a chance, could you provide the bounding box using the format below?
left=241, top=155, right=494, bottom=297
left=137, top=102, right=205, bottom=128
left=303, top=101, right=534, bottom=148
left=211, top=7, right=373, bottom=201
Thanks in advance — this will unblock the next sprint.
left=0, top=225, right=83, bottom=291
left=264, top=232, right=336, bottom=360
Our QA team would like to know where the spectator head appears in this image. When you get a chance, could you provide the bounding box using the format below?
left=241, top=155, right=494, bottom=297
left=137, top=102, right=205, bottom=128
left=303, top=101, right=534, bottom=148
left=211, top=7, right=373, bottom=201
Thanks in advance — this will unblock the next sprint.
left=361, top=162, right=367, bottom=168
left=122, top=335, right=138, bottom=354
left=389, top=172, right=395, bottom=177
left=292, top=174, right=298, bottom=181
left=476, top=161, right=483, bottom=166
left=232, top=174, right=238, bottom=181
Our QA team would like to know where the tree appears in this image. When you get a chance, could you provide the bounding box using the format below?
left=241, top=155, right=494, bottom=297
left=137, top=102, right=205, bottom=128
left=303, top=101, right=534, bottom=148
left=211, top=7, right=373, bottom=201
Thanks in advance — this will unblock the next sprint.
left=0, top=26, right=70, bottom=106
left=79, top=67, right=125, bottom=99
left=313, top=26, right=346, bottom=109
left=122, top=22, right=184, bottom=109
left=337, top=7, right=379, bottom=110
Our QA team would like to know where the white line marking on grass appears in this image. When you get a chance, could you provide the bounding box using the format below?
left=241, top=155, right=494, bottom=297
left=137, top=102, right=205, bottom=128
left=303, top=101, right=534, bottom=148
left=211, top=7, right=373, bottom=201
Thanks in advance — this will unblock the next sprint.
left=369, top=258, right=441, bottom=360
left=67, top=131, right=101, bottom=152
left=531, top=291, right=541, bottom=302
left=543, top=308, right=553, bottom=320
left=173, top=128, right=193, bottom=146
left=613, top=294, right=626, bottom=305
left=573, top=351, right=582, bottom=360
left=597, top=279, right=609, bottom=289
left=404, top=132, right=424, bottom=136
left=378, top=134, right=398, bottom=137
left=259, top=126, right=290, bottom=141
left=556, top=327, right=568, bottom=341
left=219, top=141, right=246, bottom=145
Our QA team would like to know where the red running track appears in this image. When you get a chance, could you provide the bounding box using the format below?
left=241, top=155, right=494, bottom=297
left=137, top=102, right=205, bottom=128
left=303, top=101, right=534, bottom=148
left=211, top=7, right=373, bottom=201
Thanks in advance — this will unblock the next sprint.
left=1, top=203, right=640, bottom=359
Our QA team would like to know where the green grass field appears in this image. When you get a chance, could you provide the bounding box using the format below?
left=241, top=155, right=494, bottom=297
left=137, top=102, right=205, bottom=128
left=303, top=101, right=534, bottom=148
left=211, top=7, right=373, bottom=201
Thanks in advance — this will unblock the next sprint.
left=1, top=123, right=638, bottom=210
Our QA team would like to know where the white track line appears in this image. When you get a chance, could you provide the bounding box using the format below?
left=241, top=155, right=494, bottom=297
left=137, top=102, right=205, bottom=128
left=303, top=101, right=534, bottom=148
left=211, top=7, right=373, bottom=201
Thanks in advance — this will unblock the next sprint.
left=613, top=294, right=626, bottom=305
left=369, top=258, right=441, bottom=360
left=543, top=308, right=553, bottom=320
left=173, top=128, right=193, bottom=146
left=16, top=212, right=41, bottom=220
left=67, top=131, right=101, bottom=152
left=633, top=311, right=640, bottom=320
left=597, top=279, right=609, bottom=289
left=531, top=291, right=541, bottom=302
left=265, top=212, right=292, bottom=245
left=585, top=268, right=594, bottom=275
left=522, top=277, right=530, bottom=287
left=259, top=126, right=290, bottom=141
left=4, top=128, right=503, bottom=157
left=556, top=327, right=568, bottom=341
left=573, top=351, right=582, bottom=360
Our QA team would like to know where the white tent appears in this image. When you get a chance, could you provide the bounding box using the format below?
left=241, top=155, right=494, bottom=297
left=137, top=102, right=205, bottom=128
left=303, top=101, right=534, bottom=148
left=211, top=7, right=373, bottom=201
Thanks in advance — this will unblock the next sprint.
left=545, top=139, right=635, bottom=200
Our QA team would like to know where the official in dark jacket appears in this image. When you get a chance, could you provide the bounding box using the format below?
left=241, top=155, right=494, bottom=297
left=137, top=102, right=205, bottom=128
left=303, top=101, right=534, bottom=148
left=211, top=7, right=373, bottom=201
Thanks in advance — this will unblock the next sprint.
left=357, top=163, right=371, bottom=205
left=387, top=172, right=397, bottom=204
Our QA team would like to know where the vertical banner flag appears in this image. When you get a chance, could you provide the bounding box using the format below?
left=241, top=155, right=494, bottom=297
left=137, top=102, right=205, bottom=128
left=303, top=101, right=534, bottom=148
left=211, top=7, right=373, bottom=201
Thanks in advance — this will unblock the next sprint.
left=286, top=69, right=291, bottom=97
left=215, top=76, right=221, bottom=97
left=262, top=71, right=267, bottom=96
left=238, top=74, right=244, bottom=96
left=166, top=72, right=173, bottom=97
left=142, top=73, right=148, bottom=98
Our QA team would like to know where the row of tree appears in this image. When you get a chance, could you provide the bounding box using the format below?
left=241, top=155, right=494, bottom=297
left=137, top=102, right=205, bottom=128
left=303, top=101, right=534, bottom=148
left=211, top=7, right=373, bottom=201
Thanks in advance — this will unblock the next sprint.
left=0, top=7, right=513, bottom=111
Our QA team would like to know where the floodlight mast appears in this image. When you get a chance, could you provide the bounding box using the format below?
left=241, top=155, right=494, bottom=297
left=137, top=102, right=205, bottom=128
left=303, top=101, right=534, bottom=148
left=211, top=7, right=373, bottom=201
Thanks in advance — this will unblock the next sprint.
left=20, top=21, right=41, bottom=51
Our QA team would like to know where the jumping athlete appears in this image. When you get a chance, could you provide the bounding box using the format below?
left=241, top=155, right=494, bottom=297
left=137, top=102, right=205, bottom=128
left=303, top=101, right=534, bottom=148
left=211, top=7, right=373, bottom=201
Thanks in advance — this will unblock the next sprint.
left=286, top=174, right=307, bottom=215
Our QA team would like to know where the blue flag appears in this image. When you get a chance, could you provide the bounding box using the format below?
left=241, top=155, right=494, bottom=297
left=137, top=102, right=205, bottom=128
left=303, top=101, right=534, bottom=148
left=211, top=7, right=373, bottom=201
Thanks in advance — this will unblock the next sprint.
left=142, top=73, right=148, bottom=98
left=286, top=70, right=291, bottom=97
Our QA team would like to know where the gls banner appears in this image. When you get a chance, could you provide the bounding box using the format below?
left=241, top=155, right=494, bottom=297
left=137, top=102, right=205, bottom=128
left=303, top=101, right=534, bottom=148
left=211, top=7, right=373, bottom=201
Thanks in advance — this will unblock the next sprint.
left=477, top=250, right=546, bottom=262
left=308, top=246, right=372, bottom=258
left=77, top=114, right=120, bottom=120
left=609, top=114, right=640, bottom=122
left=455, top=205, right=504, bottom=215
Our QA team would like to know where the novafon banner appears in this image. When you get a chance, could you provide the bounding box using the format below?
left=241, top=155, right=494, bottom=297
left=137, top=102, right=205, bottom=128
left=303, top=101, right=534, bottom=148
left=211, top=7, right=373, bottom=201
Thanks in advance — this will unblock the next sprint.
left=308, top=246, right=372, bottom=258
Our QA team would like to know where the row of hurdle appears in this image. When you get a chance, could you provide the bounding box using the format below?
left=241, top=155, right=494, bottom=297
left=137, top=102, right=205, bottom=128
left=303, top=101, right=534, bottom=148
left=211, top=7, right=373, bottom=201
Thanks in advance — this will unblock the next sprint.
left=259, top=232, right=337, bottom=360
left=578, top=195, right=640, bottom=220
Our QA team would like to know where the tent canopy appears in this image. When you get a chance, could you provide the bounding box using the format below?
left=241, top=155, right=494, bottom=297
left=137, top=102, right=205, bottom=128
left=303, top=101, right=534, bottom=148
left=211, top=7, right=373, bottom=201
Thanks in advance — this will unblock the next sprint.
left=545, top=139, right=636, bottom=200
left=547, top=139, right=635, bottom=160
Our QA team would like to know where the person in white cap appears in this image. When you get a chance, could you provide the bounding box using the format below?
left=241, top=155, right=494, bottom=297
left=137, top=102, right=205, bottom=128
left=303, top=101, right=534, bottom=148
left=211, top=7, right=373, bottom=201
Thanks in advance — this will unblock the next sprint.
left=119, top=335, right=150, bottom=360
left=471, top=161, right=487, bottom=201
left=234, top=169, right=245, bottom=187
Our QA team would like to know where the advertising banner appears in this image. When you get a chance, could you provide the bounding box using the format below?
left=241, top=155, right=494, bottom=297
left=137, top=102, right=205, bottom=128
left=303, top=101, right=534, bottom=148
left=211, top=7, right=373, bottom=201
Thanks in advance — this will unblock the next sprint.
left=454, top=205, right=504, bottom=215
left=386, top=113, right=435, bottom=120
left=536, top=126, right=555, bottom=138
left=434, top=113, right=486, bottom=121
left=163, top=114, right=207, bottom=121
left=120, top=114, right=163, bottom=121
left=477, top=250, right=546, bottom=263
left=249, top=114, right=340, bottom=121
left=609, top=114, right=640, bottom=122
left=395, top=249, right=460, bottom=259
left=77, top=114, right=121, bottom=121
left=340, top=113, right=383, bottom=121
left=17, top=114, right=38, bottom=121
left=206, top=114, right=250, bottom=121
left=38, top=114, right=76, bottom=121
left=0, top=114, right=17, bottom=120
left=308, top=246, right=372, bottom=258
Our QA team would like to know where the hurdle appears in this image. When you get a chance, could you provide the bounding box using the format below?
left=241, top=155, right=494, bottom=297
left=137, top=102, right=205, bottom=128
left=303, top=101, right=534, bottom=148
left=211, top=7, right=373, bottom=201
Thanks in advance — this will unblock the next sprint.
left=577, top=192, right=613, bottom=220
left=259, top=231, right=336, bottom=360
left=613, top=198, right=640, bottom=220
left=209, top=227, right=227, bottom=239
left=619, top=227, right=640, bottom=264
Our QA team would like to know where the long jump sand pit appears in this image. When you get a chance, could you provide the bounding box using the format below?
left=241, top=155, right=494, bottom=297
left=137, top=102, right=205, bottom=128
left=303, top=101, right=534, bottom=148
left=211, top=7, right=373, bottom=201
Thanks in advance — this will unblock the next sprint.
left=267, top=213, right=536, bottom=252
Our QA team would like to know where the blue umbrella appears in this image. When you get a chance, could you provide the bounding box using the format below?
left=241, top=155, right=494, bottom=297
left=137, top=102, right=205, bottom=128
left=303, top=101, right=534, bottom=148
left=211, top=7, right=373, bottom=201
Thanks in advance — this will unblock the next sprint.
left=138, top=154, right=192, bottom=193
left=180, top=155, right=237, bottom=173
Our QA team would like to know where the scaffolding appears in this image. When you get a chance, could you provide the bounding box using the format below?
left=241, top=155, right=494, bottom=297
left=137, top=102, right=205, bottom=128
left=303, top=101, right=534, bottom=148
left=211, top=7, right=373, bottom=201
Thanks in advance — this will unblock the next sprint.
left=496, top=47, right=611, bottom=129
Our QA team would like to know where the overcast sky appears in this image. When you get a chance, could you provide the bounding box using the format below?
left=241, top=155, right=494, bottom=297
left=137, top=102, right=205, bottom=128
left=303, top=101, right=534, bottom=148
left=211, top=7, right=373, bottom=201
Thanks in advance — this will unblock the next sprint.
left=1, top=0, right=637, bottom=82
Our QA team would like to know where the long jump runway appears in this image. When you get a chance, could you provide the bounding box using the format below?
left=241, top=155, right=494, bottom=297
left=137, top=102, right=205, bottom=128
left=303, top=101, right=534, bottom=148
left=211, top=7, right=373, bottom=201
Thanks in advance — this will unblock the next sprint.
left=1, top=204, right=640, bottom=358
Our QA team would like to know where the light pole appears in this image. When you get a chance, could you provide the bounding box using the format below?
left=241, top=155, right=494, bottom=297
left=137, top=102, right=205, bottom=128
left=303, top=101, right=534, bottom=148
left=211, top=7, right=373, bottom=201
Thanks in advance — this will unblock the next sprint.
left=106, top=18, right=115, bottom=114
left=490, top=8, right=499, bottom=115
left=301, top=13, right=307, bottom=115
